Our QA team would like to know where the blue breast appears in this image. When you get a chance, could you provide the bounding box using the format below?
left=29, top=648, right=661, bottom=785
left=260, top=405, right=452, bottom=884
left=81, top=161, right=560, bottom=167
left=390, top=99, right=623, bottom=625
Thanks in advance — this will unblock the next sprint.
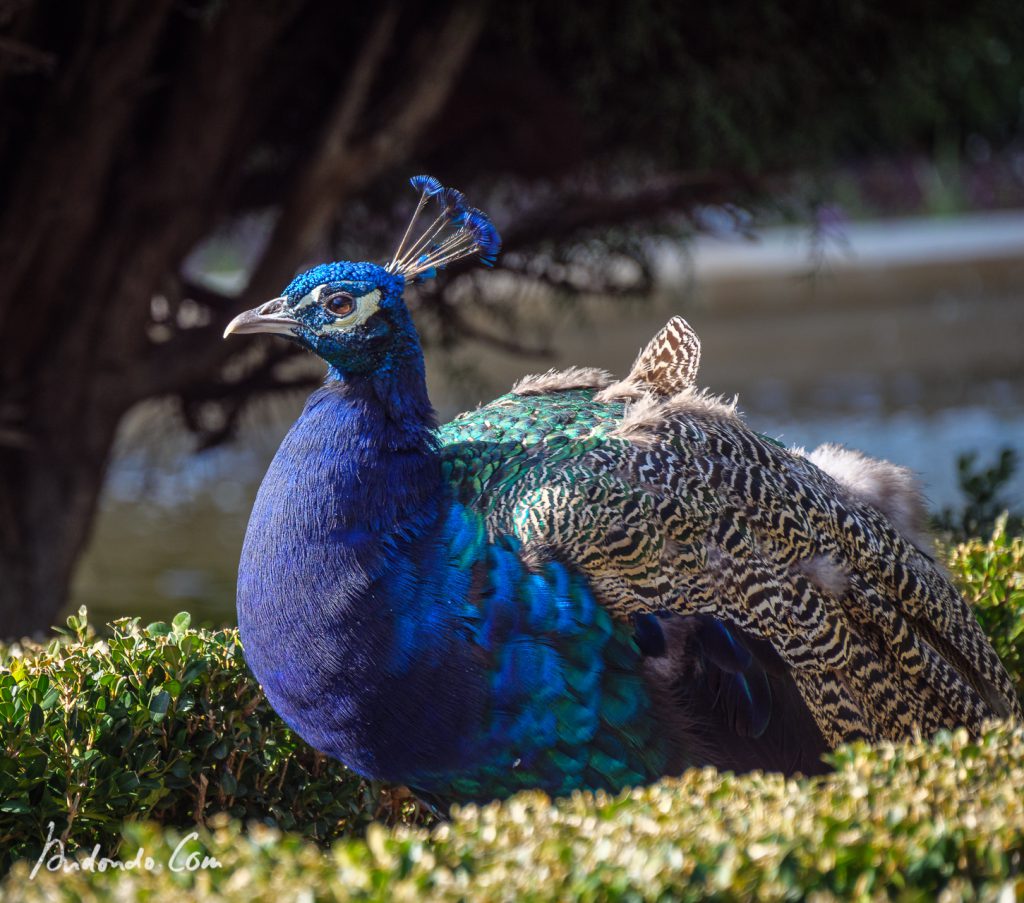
left=236, top=384, right=668, bottom=800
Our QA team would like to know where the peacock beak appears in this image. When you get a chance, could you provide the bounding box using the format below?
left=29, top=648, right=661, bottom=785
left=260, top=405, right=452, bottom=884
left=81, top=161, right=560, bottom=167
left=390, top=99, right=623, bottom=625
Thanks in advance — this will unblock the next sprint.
left=223, top=297, right=301, bottom=338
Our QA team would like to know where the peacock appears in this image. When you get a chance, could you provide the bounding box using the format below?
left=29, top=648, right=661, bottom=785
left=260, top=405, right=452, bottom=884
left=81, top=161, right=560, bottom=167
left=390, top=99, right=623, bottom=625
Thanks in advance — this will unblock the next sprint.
left=224, top=175, right=1020, bottom=804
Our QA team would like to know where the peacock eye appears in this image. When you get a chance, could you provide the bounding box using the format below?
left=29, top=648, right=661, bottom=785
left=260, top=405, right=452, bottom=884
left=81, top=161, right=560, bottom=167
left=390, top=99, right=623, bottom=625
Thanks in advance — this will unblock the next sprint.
left=323, top=291, right=355, bottom=318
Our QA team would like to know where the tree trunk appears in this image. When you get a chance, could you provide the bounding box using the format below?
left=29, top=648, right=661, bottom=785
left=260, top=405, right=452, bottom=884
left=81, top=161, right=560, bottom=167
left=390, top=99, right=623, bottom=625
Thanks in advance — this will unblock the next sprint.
left=0, top=398, right=121, bottom=638
left=0, top=0, right=486, bottom=637
left=0, top=0, right=303, bottom=636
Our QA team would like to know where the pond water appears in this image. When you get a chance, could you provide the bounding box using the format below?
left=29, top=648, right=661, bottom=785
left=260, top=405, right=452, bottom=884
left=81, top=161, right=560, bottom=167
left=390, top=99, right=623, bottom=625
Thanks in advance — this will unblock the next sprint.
left=69, top=211, right=1024, bottom=627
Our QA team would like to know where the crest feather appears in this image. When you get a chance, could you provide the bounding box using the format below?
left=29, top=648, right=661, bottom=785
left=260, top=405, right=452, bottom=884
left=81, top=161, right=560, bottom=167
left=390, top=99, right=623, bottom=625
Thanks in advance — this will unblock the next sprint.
left=386, top=175, right=502, bottom=281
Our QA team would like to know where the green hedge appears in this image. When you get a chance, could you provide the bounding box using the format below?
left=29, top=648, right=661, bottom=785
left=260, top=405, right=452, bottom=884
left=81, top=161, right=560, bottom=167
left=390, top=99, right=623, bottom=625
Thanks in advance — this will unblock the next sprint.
left=5, top=725, right=1024, bottom=901
left=1, top=523, right=1022, bottom=899
left=950, top=517, right=1024, bottom=701
left=0, top=613, right=429, bottom=872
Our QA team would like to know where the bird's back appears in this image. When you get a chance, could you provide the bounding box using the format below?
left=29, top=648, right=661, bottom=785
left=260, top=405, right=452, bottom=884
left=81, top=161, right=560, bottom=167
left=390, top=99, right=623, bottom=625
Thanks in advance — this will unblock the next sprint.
left=436, top=318, right=1020, bottom=750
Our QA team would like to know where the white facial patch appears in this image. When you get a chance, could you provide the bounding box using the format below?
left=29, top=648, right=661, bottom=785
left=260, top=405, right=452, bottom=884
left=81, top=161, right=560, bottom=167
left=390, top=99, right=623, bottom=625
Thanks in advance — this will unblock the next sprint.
left=335, top=289, right=382, bottom=327
left=297, top=286, right=383, bottom=329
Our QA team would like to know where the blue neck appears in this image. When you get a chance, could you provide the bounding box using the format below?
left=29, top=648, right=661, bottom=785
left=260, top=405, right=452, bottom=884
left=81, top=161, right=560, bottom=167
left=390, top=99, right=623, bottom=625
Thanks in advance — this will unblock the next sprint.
left=242, top=347, right=441, bottom=601
left=338, top=354, right=435, bottom=504
left=323, top=330, right=436, bottom=450
left=236, top=352, right=487, bottom=779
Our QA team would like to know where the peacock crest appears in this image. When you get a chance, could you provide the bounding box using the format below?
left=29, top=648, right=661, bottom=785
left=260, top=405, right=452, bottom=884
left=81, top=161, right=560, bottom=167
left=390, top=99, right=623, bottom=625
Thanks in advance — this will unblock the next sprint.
left=385, top=175, right=501, bottom=281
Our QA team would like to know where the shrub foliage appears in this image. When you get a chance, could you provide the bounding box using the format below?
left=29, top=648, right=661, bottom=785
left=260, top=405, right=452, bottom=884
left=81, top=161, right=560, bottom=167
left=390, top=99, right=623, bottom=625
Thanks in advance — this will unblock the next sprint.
left=6, top=726, right=1024, bottom=901
left=1, top=526, right=1022, bottom=898
left=951, top=517, right=1024, bottom=702
left=0, top=613, right=427, bottom=872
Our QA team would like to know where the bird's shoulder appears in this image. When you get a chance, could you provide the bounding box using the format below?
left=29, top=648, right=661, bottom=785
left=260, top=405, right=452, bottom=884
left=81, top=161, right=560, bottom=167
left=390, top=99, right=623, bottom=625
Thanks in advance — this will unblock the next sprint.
left=436, top=374, right=625, bottom=504
left=434, top=317, right=716, bottom=506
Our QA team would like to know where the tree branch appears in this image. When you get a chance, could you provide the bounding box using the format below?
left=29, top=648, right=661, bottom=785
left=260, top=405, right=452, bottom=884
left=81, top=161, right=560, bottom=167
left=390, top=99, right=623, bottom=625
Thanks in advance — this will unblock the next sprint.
left=0, top=35, right=57, bottom=73
left=500, top=171, right=759, bottom=252
left=122, top=280, right=254, bottom=400
left=245, top=0, right=487, bottom=302
left=88, top=2, right=307, bottom=407
left=0, top=1, right=172, bottom=364
left=348, top=2, right=487, bottom=175
left=178, top=352, right=320, bottom=449
left=431, top=299, right=552, bottom=359
left=319, top=3, right=400, bottom=166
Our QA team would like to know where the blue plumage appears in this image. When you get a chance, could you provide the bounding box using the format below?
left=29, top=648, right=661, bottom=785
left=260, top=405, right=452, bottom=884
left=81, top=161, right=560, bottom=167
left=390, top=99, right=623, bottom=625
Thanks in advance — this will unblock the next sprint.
left=237, top=377, right=667, bottom=796
left=226, top=177, right=836, bottom=806
left=408, top=174, right=443, bottom=197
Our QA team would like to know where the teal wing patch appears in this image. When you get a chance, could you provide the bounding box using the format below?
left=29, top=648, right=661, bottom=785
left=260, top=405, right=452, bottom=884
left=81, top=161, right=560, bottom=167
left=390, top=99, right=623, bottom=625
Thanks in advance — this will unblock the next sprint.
left=437, top=389, right=623, bottom=509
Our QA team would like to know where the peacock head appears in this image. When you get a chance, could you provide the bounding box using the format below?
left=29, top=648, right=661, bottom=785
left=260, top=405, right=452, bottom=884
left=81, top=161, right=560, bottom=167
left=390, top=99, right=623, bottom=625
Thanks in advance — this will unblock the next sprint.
left=223, top=176, right=500, bottom=378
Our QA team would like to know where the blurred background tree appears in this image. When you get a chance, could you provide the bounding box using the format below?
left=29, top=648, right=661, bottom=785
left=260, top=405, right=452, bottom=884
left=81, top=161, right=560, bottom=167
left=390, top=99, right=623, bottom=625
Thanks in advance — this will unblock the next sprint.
left=1, top=0, right=1023, bottom=635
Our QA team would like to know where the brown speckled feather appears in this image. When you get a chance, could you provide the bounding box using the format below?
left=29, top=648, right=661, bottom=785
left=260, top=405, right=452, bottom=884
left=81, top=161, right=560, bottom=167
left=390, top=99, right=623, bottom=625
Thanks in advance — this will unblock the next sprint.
left=462, top=319, right=1021, bottom=747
